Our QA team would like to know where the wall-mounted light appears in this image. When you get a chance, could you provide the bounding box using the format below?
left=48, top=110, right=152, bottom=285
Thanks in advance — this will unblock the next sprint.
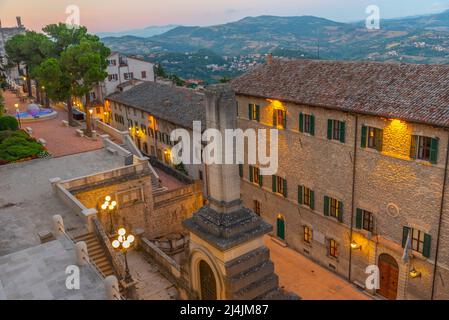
left=409, top=268, right=421, bottom=279
left=350, top=241, right=362, bottom=250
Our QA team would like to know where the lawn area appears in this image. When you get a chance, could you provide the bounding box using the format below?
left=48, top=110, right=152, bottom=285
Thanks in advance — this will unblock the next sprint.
left=0, top=118, right=50, bottom=165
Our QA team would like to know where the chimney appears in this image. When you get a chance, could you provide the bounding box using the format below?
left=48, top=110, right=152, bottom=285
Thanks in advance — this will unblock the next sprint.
left=266, top=53, right=273, bottom=65
left=16, top=17, right=22, bottom=28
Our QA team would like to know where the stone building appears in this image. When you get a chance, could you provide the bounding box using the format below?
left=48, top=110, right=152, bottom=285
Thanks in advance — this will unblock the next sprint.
left=105, top=81, right=208, bottom=195
left=230, top=58, right=449, bottom=300
left=0, top=17, right=26, bottom=83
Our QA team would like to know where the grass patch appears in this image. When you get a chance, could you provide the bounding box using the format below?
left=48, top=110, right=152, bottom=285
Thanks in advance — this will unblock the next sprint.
left=0, top=130, right=46, bottom=164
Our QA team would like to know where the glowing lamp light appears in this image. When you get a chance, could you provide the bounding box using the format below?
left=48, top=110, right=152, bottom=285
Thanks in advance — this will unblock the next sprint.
left=14, top=103, right=19, bottom=109
left=105, top=196, right=112, bottom=202
left=89, top=109, right=93, bottom=115
left=127, top=235, right=135, bottom=244
left=350, top=241, right=361, bottom=250
left=118, top=228, right=126, bottom=236
left=101, top=204, right=108, bottom=210
left=122, top=241, right=131, bottom=249
left=112, top=240, right=120, bottom=249
left=111, top=201, right=117, bottom=207
left=409, top=268, right=421, bottom=279
left=108, top=205, right=114, bottom=210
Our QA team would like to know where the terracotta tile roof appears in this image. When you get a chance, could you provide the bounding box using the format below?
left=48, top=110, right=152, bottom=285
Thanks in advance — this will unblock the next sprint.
left=231, top=59, right=449, bottom=128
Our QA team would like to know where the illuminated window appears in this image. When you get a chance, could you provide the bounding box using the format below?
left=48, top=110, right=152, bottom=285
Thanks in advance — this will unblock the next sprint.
left=273, top=109, right=286, bottom=129
left=272, top=175, right=287, bottom=197
left=328, top=239, right=338, bottom=258
left=140, top=124, right=147, bottom=135
left=248, top=104, right=260, bottom=121
left=304, top=226, right=313, bottom=244
left=324, top=196, right=343, bottom=222
left=298, top=185, right=314, bottom=209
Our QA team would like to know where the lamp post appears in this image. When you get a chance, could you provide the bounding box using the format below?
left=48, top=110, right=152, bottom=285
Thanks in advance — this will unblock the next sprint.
left=14, top=103, right=21, bottom=129
left=111, top=228, right=135, bottom=284
left=101, top=196, right=117, bottom=235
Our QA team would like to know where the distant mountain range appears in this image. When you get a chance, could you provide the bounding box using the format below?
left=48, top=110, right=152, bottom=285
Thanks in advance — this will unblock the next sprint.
left=102, top=9, right=449, bottom=64
left=97, top=25, right=179, bottom=38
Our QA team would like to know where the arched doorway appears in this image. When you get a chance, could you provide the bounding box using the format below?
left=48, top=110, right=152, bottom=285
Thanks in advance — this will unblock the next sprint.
left=199, top=260, right=217, bottom=300
left=377, top=254, right=399, bottom=300
left=277, top=215, right=285, bottom=240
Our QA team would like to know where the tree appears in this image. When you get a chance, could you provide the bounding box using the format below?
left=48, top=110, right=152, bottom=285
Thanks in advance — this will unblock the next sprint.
left=60, top=38, right=110, bottom=136
left=155, top=63, right=167, bottom=78
left=5, top=32, right=54, bottom=98
left=43, top=23, right=96, bottom=55
left=0, top=91, right=5, bottom=116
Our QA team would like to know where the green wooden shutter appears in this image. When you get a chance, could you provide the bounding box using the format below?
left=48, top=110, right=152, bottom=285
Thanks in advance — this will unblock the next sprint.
left=298, top=186, right=303, bottom=204
left=239, top=164, right=243, bottom=178
left=283, top=178, right=288, bottom=198
left=327, top=120, right=333, bottom=140
left=376, top=129, right=384, bottom=152
left=338, top=201, right=344, bottom=222
left=339, top=121, right=346, bottom=143
left=273, top=111, right=277, bottom=127
left=283, top=111, right=287, bottom=129
left=299, top=113, right=304, bottom=132
left=310, top=115, right=315, bottom=136
left=256, top=105, right=260, bottom=122
left=410, top=136, right=418, bottom=159
left=423, top=233, right=431, bottom=258
left=355, top=209, right=363, bottom=229
left=259, top=171, right=263, bottom=187
left=361, top=126, right=367, bottom=148
left=324, top=196, right=330, bottom=216
left=402, top=226, right=411, bottom=248
left=248, top=104, right=253, bottom=120
left=272, top=175, right=277, bottom=193
left=310, top=190, right=315, bottom=210
left=430, top=138, right=439, bottom=164
left=249, top=165, right=254, bottom=182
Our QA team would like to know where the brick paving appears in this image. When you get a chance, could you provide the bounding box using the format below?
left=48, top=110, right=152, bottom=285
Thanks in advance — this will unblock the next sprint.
left=265, top=236, right=372, bottom=300
left=155, top=168, right=186, bottom=191
left=2, top=90, right=103, bottom=158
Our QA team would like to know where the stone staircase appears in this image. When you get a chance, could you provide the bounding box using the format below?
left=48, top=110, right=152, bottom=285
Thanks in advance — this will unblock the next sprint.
left=73, top=233, right=115, bottom=278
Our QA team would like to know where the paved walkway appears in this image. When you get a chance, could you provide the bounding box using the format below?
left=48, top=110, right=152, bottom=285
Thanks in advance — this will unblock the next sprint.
left=127, top=250, right=177, bottom=300
left=265, top=236, right=371, bottom=300
left=2, top=90, right=103, bottom=157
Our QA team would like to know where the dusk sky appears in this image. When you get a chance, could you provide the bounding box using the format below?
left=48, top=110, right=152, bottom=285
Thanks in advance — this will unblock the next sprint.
left=1, top=0, right=449, bottom=33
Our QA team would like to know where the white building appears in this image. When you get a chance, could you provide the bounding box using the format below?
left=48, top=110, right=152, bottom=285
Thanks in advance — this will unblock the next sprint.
left=0, top=17, right=26, bottom=87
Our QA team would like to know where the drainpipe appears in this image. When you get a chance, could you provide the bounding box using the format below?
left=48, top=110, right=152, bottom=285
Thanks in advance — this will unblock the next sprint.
left=348, top=114, right=359, bottom=282
left=431, top=130, right=449, bottom=299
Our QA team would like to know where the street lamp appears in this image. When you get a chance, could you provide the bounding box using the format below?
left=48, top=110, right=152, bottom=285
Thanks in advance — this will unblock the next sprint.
left=111, top=228, right=135, bottom=283
left=101, top=196, right=117, bottom=235
left=14, top=103, right=21, bottom=129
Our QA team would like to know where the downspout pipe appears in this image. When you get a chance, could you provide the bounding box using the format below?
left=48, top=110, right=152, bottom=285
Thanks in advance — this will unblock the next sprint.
left=431, top=131, right=449, bottom=299
left=348, top=114, right=359, bottom=282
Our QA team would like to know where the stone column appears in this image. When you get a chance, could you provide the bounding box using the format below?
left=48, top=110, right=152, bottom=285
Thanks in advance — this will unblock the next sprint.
left=183, top=85, right=297, bottom=300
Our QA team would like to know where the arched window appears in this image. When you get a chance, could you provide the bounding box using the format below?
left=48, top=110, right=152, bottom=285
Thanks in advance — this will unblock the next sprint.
left=199, top=260, right=217, bottom=300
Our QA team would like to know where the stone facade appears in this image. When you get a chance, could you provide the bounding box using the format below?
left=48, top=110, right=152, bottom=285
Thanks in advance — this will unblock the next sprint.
left=236, top=94, right=449, bottom=300
left=0, top=18, right=26, bottom=82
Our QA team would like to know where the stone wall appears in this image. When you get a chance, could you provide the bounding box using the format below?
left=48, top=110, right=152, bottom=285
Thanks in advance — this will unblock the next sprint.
left=236, top=94, right=449, bottom=300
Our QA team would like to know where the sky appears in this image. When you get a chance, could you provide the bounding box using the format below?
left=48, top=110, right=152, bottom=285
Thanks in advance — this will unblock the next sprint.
left=1, top=0, right=449, bottom=33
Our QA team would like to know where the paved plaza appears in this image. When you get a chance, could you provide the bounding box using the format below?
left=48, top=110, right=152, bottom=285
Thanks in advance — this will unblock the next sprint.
left=265, top=236, right=371, bottom=300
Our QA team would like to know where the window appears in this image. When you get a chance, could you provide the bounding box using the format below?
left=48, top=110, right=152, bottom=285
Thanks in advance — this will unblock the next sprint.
left=248, top=104, right=260, bottom=121
left=272, top=175, right=287, bottom=197
left=140, top=124, right=147, bottom=135
left=304, top=226, right=313, bottom=244
left=328, top=239, right=338, bottom=258
left=403, top=227, right=431, bottom=258
left=124, top=72, right=134, bottom=80
left=249, top=166, right=262, bottom=187
left=108, top=74, right=118, bottom=81
left=239, top=164, right=243, bottom=178
left=273, top=109, right=286, bottom=129
left=356, top=209, right=374, bottom=233
left=299, top=113, right=315, bottom=135
left=141, top=71, right=147, bottom=79
left=148, top=128, right=154, bottom=138
left=108, top=59, right=117, bottom=66
left=298, top=185, right=314, bottom=209
left=361, top=126, right=383, bottom=151
left=324, top=196, right=343, bottom=222
left=411, top=135, right=439, bottom=163
left=199, top=170, right=203, bottom=181
left=254, top=200, right=261, bottom=216
left=327, top=119, right=345, bottom=143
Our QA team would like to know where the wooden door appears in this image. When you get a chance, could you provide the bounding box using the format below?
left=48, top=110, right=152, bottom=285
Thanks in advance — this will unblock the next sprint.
left=277, top=216, right=285, bottom=240
left=377, top=254, right=399, bottom=300
left=199, top=260, right=217, bottom=300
